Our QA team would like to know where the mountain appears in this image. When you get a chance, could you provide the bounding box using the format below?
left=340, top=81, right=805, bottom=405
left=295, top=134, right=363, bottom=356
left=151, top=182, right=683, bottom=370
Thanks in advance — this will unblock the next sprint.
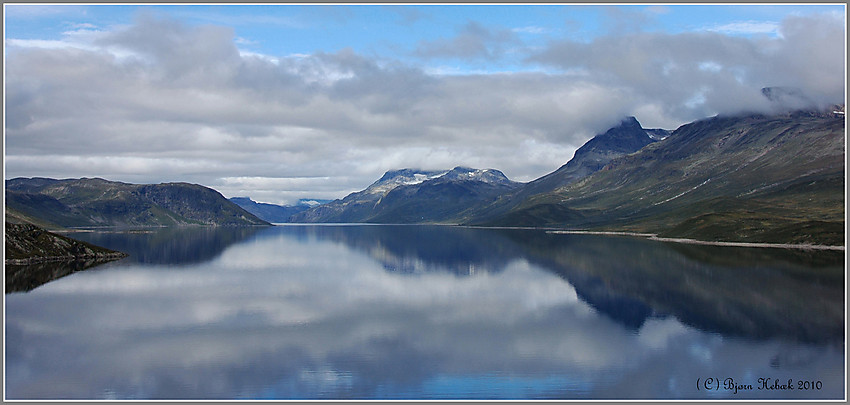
left=463, top=116, right=666, bottom=224
left=290, top=166, right=521, bottom=223
left=5, top=222, right=128, bottom=293
left=761, top=86, right=818, bottom=111
left=229, top=197, right=330, bottom=223
left=6, top=178, right=270, bottom=228
left=534, top=116, right=667, bottom=190
left=476, top=112, right=845, bottom=246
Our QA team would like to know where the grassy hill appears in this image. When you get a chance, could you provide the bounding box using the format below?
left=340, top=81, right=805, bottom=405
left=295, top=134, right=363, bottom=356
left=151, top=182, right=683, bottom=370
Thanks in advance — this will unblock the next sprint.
left=6, top=178, right=270, bottom=228
left=473, top=112, right=845, bottom=246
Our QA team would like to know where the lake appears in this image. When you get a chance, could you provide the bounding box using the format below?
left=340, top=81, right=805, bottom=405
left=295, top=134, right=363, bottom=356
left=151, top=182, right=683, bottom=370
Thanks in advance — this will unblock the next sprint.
left=4, top=224, right=845, bottom=400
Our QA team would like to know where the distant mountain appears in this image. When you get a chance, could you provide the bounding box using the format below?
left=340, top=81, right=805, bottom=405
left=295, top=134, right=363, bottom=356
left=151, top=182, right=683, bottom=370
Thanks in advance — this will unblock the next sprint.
left=476, top=112, right=845, bottom=246
left=464, top=116, right=666, bottom=224
left=290, top=166, right=521, bottom=223
left=6, top=178, right=270, bottom=228
left=229, top=197, right=330, bottom=223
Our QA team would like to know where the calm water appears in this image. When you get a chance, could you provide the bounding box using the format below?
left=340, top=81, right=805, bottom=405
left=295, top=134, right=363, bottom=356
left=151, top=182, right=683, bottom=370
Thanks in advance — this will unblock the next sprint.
left=4, top=225, right=845, bottom=400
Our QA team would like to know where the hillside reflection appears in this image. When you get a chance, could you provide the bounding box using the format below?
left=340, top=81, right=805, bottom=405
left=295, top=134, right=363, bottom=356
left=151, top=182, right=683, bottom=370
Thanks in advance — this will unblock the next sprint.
left=6, top=224, right=843, bottom=400
left=277, top=225, right=522, bottom=276
left=65, top=226, right=264, bottom=265
left=275, top=225, right=844, bottom=344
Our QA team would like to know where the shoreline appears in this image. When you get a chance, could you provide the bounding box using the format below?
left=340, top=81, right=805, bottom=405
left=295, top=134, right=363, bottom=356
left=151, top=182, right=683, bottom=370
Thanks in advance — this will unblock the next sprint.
left=546, top=230, right=846, bottom=251
left=5, top=252, right=129, bottom=266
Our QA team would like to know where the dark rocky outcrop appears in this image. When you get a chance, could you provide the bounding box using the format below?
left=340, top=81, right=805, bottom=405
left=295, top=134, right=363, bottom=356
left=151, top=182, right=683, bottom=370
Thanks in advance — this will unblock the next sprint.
left=5, top=222, right=128, bottom=293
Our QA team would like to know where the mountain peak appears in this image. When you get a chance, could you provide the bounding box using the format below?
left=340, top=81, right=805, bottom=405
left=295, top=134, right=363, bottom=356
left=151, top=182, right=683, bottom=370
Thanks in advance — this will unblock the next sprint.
left=367, top=169, right=448, bottom=194
left=367, top=167, right=516, bottom=195
left=516, top=115, right=663, bottom=195
left=577, top=116, right=658, bottom=157
left=441, top=167, right=514, bottom=185
left=291, top=165, right=519, bottom=223
left=619, top=116, right=642, bottom=128
left=376, top=168, right=440, bottom=183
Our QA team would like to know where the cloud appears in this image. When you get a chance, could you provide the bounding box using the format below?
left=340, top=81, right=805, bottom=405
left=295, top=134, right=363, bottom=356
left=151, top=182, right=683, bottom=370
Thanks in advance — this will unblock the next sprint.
left=382, top=5, right=429, bottom=25
left=3, top=4, right=89, bottom=18
left=414, top=21, right=520, bottom=61
left=602, top=5, right=660, bottom=35
left=529, top=11, right=845, bottom=119
left=5, top=15, right=624, bottom=200
left=646, top=5, right=671, bottom=15
left=4, top=12, right=845, bottom=204
left=706, top=20, right=780, bottom=36
left=512, top=26, right=548, bottom=35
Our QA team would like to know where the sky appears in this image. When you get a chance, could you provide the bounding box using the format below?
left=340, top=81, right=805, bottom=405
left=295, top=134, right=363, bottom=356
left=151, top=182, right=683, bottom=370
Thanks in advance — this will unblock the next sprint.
left=4, top=3, right=846, bottom=205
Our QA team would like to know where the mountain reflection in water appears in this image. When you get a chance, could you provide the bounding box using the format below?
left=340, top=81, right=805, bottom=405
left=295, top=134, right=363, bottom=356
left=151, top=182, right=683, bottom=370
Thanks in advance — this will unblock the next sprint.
left=5, top=225, right=844, bottom=400
left=66, top=226, right=264, bottom=265
left=279, top=225, right=843, bottom=344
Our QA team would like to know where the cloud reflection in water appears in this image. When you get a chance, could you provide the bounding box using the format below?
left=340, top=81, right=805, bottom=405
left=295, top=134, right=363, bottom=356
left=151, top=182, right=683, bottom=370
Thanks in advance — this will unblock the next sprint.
left=5, top=225, right=844, bottom=399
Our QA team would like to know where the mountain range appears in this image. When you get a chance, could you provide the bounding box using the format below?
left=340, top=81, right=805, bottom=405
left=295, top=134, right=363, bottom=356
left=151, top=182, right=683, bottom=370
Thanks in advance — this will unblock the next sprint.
left=229, top=197, right=330, bottom=223
left=5, top=107, right=845, bottom=246
left=443, top=116, right=669, bottom=225
left=293, top=110, right=844, bottom=246
left=5, top=178, right=269, bottom=228
left=472, top=111, right=844, bottom=245
left=290, top=166, right=521, bottom=223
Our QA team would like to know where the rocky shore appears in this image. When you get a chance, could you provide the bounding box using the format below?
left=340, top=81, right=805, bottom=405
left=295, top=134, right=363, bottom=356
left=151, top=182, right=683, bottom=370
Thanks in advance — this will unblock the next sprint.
left=547, top=230, right=846, bottom=251
left=5, top=222, right=128, bottom=292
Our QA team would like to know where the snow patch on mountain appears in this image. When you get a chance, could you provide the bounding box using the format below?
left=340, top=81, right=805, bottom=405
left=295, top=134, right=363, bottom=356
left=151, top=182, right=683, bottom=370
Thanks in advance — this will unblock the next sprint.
left=364, top=167, right=515, bottom=195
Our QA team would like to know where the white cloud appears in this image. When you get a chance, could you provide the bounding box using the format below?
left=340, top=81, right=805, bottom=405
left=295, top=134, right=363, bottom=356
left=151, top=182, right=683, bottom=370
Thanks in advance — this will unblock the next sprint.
left=512, top=26, right=547, bottom=35
left=530, top=12, right=844, bottom=119
left=415, top=21, right=519, bottom=61
left=234, top=36, right=258, bottom=46
left=4, top=12, right=845, bottom=204
left=5, top=38, right=81, bottom=50
left=706, top=20, right=780, bottom=37
left=65, top=22, right=98, bottom=30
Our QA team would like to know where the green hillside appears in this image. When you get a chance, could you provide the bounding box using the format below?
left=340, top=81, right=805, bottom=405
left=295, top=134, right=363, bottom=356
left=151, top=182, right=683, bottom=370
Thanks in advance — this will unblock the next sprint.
left=475, top=112, right=845, bottom=246
left=5, top=178, right=270, bottom=228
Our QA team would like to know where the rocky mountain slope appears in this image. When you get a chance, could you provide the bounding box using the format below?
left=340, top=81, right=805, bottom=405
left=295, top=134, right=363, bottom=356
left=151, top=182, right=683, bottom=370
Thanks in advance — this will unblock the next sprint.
left=291, top=167, right=521, bottom=223
left=465, top=116, right=667, bottom=224
left=528, top=116, right=667, bottom=192
left=475, top=111, right=845, bottom=246
left=6, top=178, right=269, bottom=228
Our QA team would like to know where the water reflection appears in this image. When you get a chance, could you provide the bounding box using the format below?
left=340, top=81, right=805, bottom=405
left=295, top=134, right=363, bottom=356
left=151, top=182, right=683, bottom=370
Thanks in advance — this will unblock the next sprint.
left=272, top=225, right=844, bottom=344
left=498, top=231, right=843, bottom=344
left=4, top=225, right=844, bottom=399
left=64, top=226, right=264, bottom=265
left=280, top=225, right=523, bottom=275
left=5, top=227, right=265, bottom=294
left=5, top=258, right=121, bottom=293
